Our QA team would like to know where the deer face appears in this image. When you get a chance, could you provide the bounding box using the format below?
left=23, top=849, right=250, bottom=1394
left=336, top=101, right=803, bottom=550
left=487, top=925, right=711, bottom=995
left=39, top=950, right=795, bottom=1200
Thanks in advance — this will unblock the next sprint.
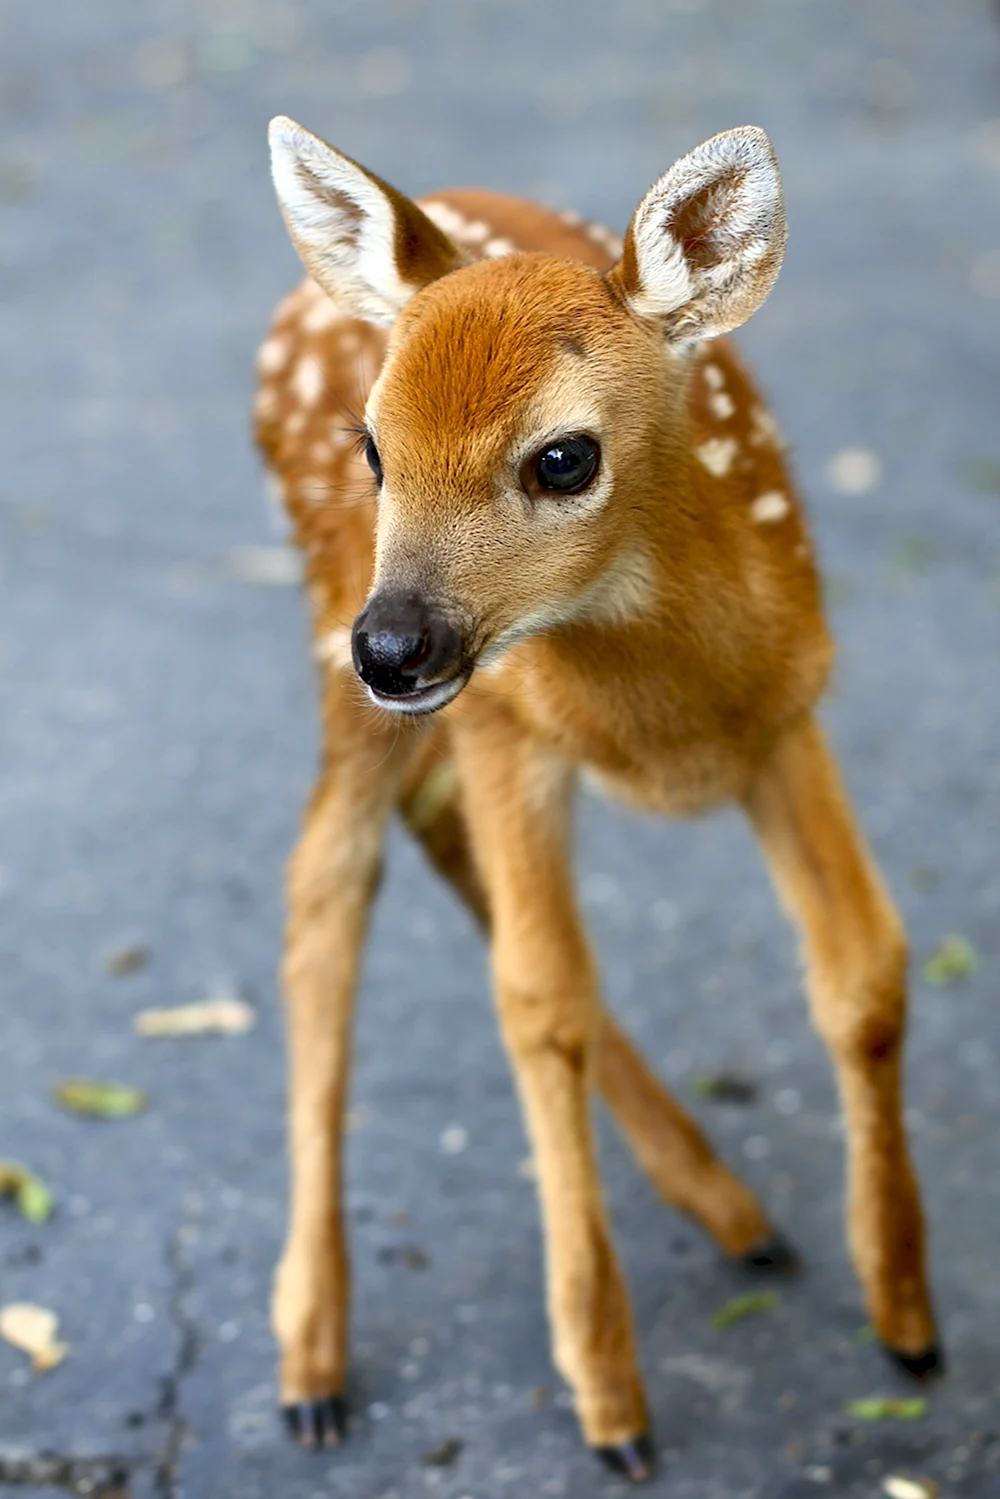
left=269, top=118, right=786, bottom=713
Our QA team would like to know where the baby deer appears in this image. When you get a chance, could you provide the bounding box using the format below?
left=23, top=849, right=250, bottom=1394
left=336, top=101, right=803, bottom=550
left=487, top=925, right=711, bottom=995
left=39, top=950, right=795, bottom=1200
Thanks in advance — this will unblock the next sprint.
left=256, top=116, right=940, bottom=1481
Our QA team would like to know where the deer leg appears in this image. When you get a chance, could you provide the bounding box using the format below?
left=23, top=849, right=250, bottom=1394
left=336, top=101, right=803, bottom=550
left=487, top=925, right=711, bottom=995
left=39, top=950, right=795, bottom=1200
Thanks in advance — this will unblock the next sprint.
left=453, top=712, right=652, bottom=1480
left=744, top=713, right=940, bottom=1373
left=400, top=732, right=783, bottom=1268
left=275, top=677, right=417, bottom=1447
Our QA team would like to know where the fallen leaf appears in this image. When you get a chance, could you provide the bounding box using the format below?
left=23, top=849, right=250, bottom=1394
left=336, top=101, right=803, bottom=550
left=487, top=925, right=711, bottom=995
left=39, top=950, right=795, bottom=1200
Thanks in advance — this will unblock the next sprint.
left=883, top=1477, right=940, bottom=1499
left=922, top=935, right=978, bottom=986
left=0, top=1303, right=68, bottom=1372
left=0, top=1162, right=54, bottom=1224
left=957, top=456, right=1000, bottom=496
left=224, top=545, right=300, bottom=585
left=52, top=1080, right=148, bottom=1119
left=101, top=945, right=150, bottom=977
left=692, top=1073, right=757, bottom=1104
left=890, top=535, right=938, bottom=574
left=853, top=1323, right=876, bottom=1343
left=712, top=1291, right=780, bottom=1330
left=846, top=1397, right=927, bottom=1422
left=421, top=1438, right=463, bottom=1467
left=133, top=997, right=256, bottom=1038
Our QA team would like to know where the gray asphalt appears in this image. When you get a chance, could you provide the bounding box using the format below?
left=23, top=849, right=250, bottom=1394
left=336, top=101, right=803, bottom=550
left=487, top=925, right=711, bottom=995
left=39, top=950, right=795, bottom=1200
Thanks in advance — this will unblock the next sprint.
left=1, top=2, right=998, bottom=1496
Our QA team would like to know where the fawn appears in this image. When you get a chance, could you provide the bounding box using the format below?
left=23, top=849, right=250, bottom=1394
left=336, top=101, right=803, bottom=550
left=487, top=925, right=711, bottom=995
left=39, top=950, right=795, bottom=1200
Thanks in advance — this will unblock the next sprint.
left=256, top=116, right=940, bottom=1481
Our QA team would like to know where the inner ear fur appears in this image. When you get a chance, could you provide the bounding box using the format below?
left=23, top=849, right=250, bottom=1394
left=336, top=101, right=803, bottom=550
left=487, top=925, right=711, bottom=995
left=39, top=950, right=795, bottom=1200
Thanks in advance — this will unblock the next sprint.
left=268, top=116, right=469, bottom=324
left=609, top=125, right=787, bottom=344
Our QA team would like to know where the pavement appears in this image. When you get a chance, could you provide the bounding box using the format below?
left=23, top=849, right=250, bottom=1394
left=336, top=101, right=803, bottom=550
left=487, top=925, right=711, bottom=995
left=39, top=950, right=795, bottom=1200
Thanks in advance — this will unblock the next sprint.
left=1, top=1, right=999, bottom=1496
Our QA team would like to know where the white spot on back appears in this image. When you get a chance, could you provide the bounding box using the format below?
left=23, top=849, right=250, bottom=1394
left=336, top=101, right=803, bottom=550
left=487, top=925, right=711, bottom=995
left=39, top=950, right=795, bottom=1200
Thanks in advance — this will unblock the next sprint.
left=710, top=391, right=735, bottom=420
left=749, top=404, right=785, bottom=449
left=484, top=236, right=516, bottom=258
left=420, top=199, right=467, bottom=238
left=703, top=363, right=725, bottom=391
left=297, top=474, right=329, bottom=505
left=585, top=222, right=624, bottom=257
left=695, top=437, right=739, bottom=478
left=302, top=297, right=341, bottom=334
left=292, top=354, right=325, bottom=408
left=750, top=490, right=790, bottom=524
left=257, top=336, right=289, bottom=376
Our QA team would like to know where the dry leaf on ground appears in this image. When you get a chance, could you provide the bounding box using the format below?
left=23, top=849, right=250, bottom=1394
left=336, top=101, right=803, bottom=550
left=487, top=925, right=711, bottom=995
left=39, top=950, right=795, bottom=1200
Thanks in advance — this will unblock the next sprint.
left=846, top=1397, right=927, bottom=1421
left=52, top=1080, right=148, bottom=1118
left=0, top=1161, right=54, bottom=1223
left=133, top=997, right=256, bottom=1038
left=712, top=1291, right=780, bottom=1330
left=922, top=935, right=978, bottom=986
left=883, top=1477, right=940, bottom=1499
left=0, top=1303, right=68, bottom=1372
left=421, top=1438, right=463, bottom=1467
left=101, top=945, right=150, bottom=977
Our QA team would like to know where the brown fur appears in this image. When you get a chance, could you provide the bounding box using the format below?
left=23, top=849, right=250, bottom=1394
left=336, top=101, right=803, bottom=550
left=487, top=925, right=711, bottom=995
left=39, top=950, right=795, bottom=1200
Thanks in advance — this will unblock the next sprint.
left=256, top=173, right=936, bottom=1460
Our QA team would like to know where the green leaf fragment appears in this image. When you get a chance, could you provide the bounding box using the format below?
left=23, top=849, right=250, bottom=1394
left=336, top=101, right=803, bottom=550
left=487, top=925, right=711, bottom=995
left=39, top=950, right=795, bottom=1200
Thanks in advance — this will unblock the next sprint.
left=853, top=1322, right=876, bottom=1343
left=52, top=1080, right=148, bottom=1119
left=891, top=535, right=938, bottom=574
left=711, top=1291, right=780, bottom=1330
left=846, top=1397, right=927, bottom=1422
left=922, top=935, right=978, bottom=986
left=957, top=456, right=1000, bottom=496
left=0, top=1162, right=54, bottom=1224
left=691, top=1073, right=757, bottom=1104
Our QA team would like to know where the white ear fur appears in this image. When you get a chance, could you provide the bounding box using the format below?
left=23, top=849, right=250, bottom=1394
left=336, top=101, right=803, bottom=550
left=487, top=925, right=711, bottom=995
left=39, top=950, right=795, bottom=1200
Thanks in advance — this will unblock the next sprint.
left=618, top=126, right=786, bottom=344
left=268, top=116, right=465, bottom=325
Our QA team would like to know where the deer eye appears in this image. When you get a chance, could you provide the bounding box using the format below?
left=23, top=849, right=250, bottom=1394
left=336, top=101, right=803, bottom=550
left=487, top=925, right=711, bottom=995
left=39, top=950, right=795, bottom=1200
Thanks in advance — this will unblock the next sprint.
left=534, top=435, right=600, bottom=494
left=364, top=433, right=383, bottom=485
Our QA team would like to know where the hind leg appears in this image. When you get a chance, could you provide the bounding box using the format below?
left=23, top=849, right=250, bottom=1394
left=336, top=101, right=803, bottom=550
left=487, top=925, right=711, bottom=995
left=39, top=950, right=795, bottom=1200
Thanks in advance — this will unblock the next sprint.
left=399, top=732, right=785, bottom=1266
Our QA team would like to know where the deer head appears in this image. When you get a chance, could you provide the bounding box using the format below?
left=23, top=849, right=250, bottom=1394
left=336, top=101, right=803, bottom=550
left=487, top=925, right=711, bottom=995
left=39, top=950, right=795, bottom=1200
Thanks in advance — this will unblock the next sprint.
left=269, top=117, right=787, bottom=714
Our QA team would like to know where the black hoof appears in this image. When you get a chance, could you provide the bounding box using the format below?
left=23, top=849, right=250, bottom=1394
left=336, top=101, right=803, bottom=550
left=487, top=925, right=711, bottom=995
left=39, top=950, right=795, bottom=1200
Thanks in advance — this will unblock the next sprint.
left=283, top=1395, right=348, bottom=1448
left=742, top=1233, right=800, bottom=1275
left=594, top=1433, right=656, bottom=1483
left=883, top=1341, right=945, bottom=1380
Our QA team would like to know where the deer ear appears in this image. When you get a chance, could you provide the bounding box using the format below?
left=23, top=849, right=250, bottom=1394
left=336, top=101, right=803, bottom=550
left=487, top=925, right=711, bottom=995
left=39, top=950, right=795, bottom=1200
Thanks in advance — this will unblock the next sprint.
left=610, top=126, right=786, bottom=345
left=268, top=116, right=468, bottom=325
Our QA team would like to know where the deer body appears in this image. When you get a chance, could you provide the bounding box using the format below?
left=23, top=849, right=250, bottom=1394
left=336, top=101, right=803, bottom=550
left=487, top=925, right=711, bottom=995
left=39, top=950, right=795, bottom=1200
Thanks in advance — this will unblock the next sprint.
left=256, top=123, right=939, bottom=1479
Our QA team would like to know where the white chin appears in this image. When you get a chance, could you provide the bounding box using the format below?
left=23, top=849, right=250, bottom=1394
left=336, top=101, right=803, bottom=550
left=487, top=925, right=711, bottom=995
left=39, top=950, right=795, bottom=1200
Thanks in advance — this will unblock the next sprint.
left=366, top=674, right=468, bottom=716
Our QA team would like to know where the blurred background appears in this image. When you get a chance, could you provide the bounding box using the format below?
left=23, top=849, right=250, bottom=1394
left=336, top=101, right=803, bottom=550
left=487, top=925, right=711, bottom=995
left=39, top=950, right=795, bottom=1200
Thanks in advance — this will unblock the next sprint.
left=1, top=1, right=998, bottom=1496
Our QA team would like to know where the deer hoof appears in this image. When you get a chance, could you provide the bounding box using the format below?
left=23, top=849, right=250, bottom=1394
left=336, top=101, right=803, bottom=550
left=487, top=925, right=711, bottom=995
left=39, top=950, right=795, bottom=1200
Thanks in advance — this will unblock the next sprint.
left=282, top=1394, right=348, bottom=1448
left=741, top=1233, right=800, bottom=1274
left=883, top=1341, right=945, bottom=1380
left=593, top=1433, right=656, bottom=1483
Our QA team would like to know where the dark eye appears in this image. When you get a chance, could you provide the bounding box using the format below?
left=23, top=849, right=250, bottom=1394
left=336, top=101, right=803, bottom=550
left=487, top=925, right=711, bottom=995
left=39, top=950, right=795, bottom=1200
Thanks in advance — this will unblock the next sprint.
left=364, top=433, right=383, bottom=485
left=534, top=435, right=600, bottom=494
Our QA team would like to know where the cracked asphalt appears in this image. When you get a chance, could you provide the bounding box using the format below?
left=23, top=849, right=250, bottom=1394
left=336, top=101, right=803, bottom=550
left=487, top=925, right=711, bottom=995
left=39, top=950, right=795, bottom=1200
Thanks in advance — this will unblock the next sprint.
left=1, top=1, right=999, bottom=1496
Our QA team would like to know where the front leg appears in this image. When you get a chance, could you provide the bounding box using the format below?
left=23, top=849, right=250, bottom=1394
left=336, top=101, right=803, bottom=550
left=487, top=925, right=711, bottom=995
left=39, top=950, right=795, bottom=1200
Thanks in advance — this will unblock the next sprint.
left=454, top=709, right=653, bottom=1482
left=745, top=714, right=939, bottom=1371
left=274, top=676, right=416, bottom=1446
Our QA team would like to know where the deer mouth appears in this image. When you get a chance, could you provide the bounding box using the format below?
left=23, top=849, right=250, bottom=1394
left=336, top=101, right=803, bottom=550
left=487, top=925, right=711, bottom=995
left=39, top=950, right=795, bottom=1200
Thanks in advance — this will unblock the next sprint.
left=365, top=669, right=471, bottom=716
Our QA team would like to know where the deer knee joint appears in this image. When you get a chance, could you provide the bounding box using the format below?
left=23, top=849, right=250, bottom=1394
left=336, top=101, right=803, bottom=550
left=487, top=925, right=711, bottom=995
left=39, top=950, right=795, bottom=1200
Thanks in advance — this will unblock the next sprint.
left=496, top=982, right=592, bottom=1072
left=816, top=928, right=909, bottom=1065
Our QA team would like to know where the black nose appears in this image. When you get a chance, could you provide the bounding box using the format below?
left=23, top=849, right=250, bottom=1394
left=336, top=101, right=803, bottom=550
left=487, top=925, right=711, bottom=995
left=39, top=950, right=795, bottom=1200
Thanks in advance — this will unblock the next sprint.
left=352, top=593, right=461, bottom=699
